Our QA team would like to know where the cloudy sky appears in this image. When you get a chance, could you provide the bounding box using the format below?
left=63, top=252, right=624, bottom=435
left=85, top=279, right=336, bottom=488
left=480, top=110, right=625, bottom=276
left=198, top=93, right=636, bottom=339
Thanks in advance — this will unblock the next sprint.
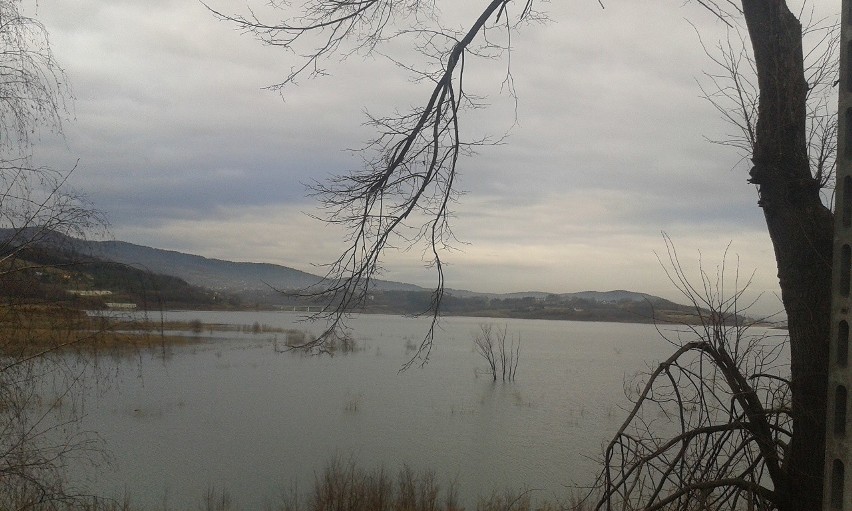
left=28, top=0, right=837, bottom=314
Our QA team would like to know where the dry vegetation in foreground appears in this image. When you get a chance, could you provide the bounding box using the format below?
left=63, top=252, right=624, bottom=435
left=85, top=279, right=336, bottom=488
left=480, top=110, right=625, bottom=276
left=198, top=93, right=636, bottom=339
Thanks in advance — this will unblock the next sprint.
left=282, top=458, right=582, bottom=511
left=24, top=458, right=588, bottom=511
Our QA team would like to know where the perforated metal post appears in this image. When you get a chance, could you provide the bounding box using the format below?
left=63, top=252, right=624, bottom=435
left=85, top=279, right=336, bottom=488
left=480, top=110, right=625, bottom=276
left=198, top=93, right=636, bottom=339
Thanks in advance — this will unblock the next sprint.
left=825, top=2, right=852, bottom=509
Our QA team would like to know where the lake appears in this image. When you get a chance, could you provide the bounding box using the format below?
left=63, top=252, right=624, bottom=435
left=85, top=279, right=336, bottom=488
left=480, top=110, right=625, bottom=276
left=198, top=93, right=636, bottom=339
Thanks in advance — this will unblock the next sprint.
left=68, top=311, right=780, bottom=509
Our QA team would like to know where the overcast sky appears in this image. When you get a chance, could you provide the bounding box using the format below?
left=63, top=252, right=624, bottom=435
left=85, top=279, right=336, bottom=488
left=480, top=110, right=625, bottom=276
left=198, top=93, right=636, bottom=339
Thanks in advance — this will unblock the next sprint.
left=27, top=0, right=838, bottom=315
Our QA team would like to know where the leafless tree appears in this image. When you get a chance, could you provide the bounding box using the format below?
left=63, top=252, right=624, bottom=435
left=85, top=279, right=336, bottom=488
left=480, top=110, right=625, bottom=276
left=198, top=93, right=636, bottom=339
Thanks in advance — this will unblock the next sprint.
left=0, top=0, right=104, bottom=277
left=473, top=323, right=519, bottom=382
left=590, top=237, right=791, bottom=511
left=0, top=1, right=110, bottom=508
left=473, top=323, right=499, bottom=381
left=218, top=1, right=835, bottom=507
left=696, top=10, right=838, bottom=199
left=0, top=0, right=104, bottom=291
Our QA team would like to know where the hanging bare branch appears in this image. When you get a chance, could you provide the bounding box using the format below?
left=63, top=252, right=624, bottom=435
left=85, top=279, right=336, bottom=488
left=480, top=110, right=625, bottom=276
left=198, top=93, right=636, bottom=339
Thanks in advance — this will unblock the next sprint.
left=0, top=0, right=69, bottom=153
left=210, top=0, right=551, bottom=365
left=0, top=0, right=104, bottom=275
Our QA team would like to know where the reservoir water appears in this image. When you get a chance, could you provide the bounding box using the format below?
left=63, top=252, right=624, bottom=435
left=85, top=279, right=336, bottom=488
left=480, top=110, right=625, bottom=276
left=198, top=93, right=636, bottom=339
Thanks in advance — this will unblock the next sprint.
left=70, top=311, right=783, bottom=509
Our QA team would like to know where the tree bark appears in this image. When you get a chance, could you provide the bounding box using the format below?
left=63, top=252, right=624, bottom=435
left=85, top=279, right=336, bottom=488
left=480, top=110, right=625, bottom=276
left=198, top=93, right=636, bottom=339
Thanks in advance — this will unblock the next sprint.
left=741, top=1, right=834, bottom=509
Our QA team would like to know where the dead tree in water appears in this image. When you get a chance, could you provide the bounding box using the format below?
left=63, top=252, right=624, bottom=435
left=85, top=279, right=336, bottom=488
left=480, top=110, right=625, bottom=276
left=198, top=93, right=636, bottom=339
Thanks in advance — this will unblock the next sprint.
left=473, top=324, right=520, bottom=382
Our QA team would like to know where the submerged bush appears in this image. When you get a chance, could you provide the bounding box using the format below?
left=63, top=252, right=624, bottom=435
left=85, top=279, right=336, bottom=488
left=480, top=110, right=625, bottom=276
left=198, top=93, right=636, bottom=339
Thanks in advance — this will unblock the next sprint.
left=189, top=319, right=204, bottom=334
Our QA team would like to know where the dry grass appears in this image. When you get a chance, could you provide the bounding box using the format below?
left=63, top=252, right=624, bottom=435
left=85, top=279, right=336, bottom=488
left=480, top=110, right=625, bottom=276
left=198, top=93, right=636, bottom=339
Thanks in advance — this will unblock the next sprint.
left=3, top=457, right=595, bottom=511
left=108, top=319, right=287, bottom=335
left=271, top=458, right=587, bottom=511
left=0, top=307, right=312, bottom=355
left=0, top=306, right=200, bottom=354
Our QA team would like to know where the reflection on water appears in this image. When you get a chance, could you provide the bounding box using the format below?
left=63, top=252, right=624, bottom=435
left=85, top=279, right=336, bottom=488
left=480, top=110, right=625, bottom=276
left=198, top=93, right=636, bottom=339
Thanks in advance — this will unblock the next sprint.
left=73, top=312, right=764, bottom=509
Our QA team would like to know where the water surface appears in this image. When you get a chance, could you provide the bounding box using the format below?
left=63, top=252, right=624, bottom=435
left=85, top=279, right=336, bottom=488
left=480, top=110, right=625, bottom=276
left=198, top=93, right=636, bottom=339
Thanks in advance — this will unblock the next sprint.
left=75, top=312, right=754, bottom=508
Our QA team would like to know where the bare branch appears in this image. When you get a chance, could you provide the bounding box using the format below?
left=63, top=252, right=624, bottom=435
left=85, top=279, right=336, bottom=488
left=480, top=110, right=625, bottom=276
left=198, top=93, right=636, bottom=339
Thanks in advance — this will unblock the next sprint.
left=220, top=0, right=546, bottom=363
left=595, top=239, right=790, bottom=511
left=695, top=11, right=837, bottom=204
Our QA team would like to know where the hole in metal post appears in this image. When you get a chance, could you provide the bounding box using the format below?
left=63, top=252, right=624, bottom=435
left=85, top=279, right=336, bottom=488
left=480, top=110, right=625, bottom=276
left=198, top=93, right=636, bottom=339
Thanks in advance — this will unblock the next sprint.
left=836, top=385, right=848, bottom=435
left=848, top=41, right=852, bottom=92
left=846, top=109, right=852, bottom=158
left=844, top=176, right=852, bottom=228
left=832, top=459, right=845, bottom=509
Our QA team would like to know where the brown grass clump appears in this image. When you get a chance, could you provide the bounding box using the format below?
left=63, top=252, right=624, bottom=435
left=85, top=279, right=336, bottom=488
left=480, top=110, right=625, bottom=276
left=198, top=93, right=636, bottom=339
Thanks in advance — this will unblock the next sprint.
left=303, top=458, right=459, bottom=511
left=0, top=306, right=197, bottom=355
left=278, top=458, right=586, bottom=511
left=0, top=306, right=319, bottom=356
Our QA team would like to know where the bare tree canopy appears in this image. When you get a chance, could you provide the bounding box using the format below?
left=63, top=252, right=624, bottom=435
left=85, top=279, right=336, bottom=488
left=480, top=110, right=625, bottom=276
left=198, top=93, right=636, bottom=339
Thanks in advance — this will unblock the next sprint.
left=696, top=7, right=839, bottom=197
left=0, top=1, right=109, bottom=507
left=0, top=0, right=67, bottom=152
left=0, top=0, right=104, bottom=266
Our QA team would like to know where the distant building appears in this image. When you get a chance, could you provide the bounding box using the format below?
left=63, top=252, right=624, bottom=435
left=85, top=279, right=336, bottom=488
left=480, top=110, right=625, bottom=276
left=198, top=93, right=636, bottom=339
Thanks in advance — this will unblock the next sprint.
left=105, top=303, right=137, bottom=310
left=67, top=290, right=113, bottom=296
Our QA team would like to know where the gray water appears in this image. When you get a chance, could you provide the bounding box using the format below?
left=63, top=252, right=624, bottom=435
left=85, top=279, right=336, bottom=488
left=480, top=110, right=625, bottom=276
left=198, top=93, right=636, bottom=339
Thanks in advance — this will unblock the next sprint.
left=73, top=312, right=753, bottom=509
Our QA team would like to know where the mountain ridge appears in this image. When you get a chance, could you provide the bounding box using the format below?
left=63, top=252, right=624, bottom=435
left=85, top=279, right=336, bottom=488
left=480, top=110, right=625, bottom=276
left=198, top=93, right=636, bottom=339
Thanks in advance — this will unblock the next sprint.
left=69, top=237, right=424, bottom=293
left=81, top=238, right=673, bottom=307
left=0, top=228, right=686, bottom=311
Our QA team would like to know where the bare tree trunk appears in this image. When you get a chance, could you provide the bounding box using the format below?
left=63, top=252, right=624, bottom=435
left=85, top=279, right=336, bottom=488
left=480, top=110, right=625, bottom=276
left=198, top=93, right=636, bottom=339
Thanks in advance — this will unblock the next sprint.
left=741, top=2, right=834, bottom=509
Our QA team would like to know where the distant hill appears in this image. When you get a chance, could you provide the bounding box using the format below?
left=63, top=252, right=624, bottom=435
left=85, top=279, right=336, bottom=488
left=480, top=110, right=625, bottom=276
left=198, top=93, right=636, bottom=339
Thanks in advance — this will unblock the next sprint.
left=433, top=288, right=696, bottom=324
left=81, top=240, right=425, bottom=293
left=0, top=242, right=222, bottom=309
left=84, top=240, right=326, bottom=292
left=443, top=289, right=659, bottom=303
left=0, top=229, right=718, bottom=323
left=80, top=241, right=672, bottom=310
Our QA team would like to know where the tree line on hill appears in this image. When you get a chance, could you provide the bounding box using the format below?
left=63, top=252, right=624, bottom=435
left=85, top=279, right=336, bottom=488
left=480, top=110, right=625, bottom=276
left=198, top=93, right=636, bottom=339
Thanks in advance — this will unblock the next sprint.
left=0, top=236, right=723, bottom=325
left=0, top=244, right=230, bottom=309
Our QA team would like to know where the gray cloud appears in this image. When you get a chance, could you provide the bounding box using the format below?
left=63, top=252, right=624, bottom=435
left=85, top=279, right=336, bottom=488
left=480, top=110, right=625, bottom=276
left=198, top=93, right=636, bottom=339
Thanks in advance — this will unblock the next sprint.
left=24, top=0, right=832, bottom=315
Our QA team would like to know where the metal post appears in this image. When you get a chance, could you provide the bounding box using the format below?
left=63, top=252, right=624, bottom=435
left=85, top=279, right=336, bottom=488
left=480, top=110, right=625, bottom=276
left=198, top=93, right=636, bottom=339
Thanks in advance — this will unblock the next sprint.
left=825, top=1, right=852, bottom=508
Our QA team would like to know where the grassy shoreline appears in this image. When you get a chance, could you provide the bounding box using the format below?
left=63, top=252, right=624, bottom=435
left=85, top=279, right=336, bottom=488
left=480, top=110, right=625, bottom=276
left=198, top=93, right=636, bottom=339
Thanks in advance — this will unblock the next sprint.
left=0, top=306, right=309, bottom=354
